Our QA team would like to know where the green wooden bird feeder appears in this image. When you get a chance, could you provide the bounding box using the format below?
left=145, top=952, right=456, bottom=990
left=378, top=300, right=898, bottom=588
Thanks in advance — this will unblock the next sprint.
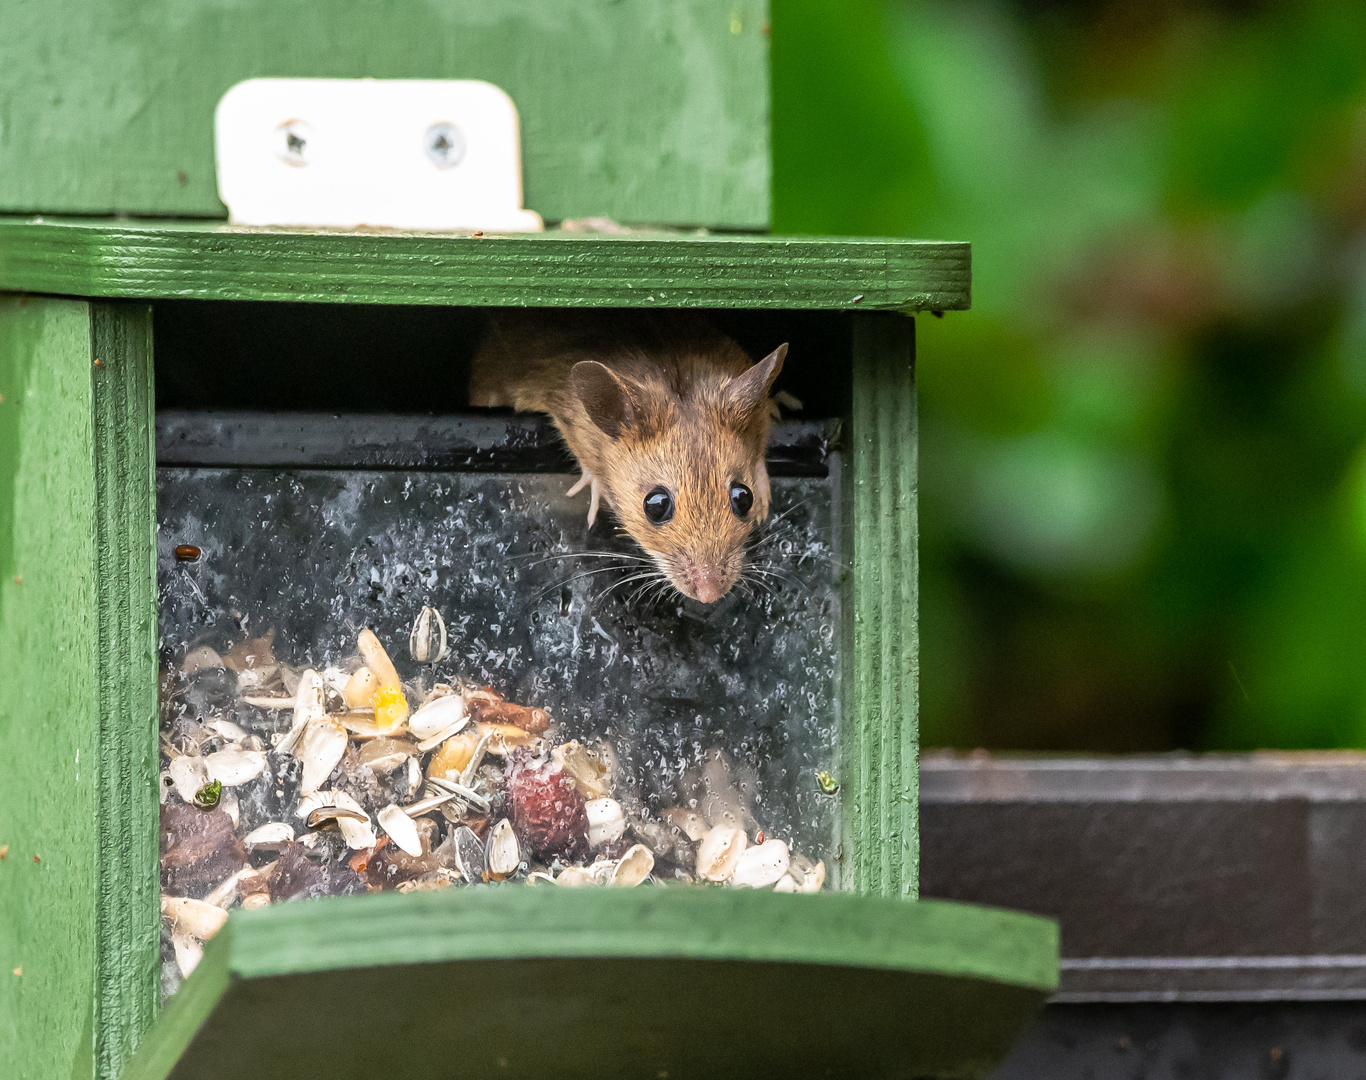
left=0, top=4, right=1056, bottom=1079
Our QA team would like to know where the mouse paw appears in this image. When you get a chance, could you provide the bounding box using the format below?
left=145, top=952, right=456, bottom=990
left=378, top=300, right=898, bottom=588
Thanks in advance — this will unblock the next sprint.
left=566, top=471, right=604, bottom=527
left=566, top=471, right=593, bottom=498
left=586, top=477, right=604, bottom=527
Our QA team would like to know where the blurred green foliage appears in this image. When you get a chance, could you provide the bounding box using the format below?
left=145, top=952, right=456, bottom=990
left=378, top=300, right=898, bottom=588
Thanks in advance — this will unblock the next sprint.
left=772, top=0, right=1366, bottom=750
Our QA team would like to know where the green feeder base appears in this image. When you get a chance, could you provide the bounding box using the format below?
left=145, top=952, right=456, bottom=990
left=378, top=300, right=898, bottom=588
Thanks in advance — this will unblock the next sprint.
left=123, top=888, right=1057, bottom=1080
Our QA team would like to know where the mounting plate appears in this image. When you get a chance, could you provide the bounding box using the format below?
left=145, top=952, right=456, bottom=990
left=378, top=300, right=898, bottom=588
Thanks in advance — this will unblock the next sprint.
left=214, top=78, right=544, bottom=232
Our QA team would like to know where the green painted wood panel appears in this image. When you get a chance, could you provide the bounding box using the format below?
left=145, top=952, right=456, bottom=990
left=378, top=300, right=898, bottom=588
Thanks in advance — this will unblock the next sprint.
left=0, top=296, right=158, bottom=1080
left=0, top=0, right=769, bottom=230
left=842, top=313, right=919, bottom=897
left=0, top=296, right=101, bottom=1080
left=122, top=888, right=1058, bottom=1080
left=0, top=218, right=970, bottom=312
left=89, top=305, right=160, bottom=1080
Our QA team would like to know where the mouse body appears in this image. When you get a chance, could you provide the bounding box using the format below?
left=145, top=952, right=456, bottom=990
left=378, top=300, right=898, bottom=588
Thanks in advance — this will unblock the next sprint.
left=470, top=312, right=786, bottom=603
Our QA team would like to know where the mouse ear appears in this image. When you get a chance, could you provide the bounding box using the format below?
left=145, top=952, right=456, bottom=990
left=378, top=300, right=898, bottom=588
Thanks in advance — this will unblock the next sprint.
left=724, top=343, right=788, bottom=420
left=571, top=361, right=636, bottom=439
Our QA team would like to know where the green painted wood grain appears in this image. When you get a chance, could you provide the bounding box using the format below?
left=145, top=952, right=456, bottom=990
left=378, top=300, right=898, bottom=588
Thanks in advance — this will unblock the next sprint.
left=90, top=304, right=159, bottom=1080
left=0, top=296, right=158, bottom=1080
left=233, top=887, right=1055, bottom=985
left=122, top=888, right=1058, bottom=1080
left=0, top=0, right=769, bottom=230
left=0, top=218, right=971, bottom=312
left=0, top=296, right=101, bottom=1079
left=842, top=313, right=919, bottom=897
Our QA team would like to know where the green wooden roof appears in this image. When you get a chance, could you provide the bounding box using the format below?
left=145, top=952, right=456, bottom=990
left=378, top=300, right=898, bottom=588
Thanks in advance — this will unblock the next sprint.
left=0, top=218, right=970, bottom=311
left=124, top=888, right=1057, bottom=1080
left=0, top=0, right=771, bottom=229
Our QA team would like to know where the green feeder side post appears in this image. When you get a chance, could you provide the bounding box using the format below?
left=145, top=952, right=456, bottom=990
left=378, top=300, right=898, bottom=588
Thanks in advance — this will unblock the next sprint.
left=843, top=312, right=918, bottom=899
left=0, top=296, right=158, bottom=1080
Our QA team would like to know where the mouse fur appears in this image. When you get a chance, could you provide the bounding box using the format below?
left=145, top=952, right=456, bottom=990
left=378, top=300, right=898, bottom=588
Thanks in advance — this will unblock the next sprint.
left=470, top=311, right=786, bottom=604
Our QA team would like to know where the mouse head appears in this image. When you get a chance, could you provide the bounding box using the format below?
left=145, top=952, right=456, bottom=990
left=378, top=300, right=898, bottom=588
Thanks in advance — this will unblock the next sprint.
left=570, top=344, right=787, bottom=604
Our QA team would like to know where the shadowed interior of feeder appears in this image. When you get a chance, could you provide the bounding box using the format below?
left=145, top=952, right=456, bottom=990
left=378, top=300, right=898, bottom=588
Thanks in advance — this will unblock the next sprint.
left=152, top=303, right=848, bottom=1001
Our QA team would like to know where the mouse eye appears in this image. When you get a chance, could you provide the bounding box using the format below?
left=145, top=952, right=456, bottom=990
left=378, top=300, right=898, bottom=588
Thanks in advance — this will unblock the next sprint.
left=729, top=482, right=753, bottom=518
left=643, top=486, right=674, bottom=525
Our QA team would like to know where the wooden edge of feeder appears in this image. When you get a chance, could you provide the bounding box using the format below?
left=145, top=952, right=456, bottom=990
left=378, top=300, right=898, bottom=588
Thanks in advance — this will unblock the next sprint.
left=0, top=216, right=971, bottom=312
left=123, top=890, right=1056, bottom=1080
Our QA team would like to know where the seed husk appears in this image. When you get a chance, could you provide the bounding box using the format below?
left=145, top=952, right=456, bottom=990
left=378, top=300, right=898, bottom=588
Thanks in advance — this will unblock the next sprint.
left=275, top=669, right=325, bottom=756
left=449, top=825, right=486, bottom=883
left=241, top=694, right=293, bottom=710
left=696, top=825, right=747, bottom=883
left=306, top=805, right=369, bottom=828
left=730, top=839, right=790, bottom=889
left=359, top=736, right=416, bottom=776
left=408, top=693, right=468, bottom=744
left=377, top=804, right=425, bottom=857
left=662, top=807, right=707, bottom=842
left=586, top=798, right=626, bottom=848
left=161, top=895, right=229, bottom=940
left=608, top=844, right=655, bottom=887
left=242, top=822, right=294, bottom=851
left=554, top=865, right=597, bottom=887
left=409, top=605, right=448, bottom=663
left=295, top=718, right=347, bottom=796
left=485, top=819, right=520, bottom=880
left=204, top=749, right=267, bottom=787
left=297, top=791, right=376, bottom=849
left=553, top=740, right=610, bottom=799
left=428, top=730, right=481, bottom=781
left=172, top=933, right=203, bottom=978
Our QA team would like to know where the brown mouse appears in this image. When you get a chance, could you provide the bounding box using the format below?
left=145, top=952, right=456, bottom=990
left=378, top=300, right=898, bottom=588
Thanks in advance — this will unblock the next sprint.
left=470, top=311, right=787, bottom=604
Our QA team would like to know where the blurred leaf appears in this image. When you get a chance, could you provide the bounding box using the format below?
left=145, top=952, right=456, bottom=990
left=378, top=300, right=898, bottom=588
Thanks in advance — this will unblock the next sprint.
left=773, top=0, right=1366, bottom=750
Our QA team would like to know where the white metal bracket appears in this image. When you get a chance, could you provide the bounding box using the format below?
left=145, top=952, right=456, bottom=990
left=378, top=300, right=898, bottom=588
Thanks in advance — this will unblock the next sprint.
left=215, top=78, right=543, bottom=232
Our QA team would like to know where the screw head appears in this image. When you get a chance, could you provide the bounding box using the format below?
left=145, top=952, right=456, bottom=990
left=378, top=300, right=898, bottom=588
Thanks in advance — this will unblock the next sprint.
left=425, top=122, right=466, bottom=169
left=274, top=120, right=312, bottom=167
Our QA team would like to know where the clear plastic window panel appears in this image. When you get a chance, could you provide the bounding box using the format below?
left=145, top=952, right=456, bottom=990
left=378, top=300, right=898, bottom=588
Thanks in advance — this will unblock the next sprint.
left=156, top=452, right=840, bottom=997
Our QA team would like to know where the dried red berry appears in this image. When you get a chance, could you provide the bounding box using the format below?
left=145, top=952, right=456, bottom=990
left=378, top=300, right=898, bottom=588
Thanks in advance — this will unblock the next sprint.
left=507, top=759, right=588, bottom=861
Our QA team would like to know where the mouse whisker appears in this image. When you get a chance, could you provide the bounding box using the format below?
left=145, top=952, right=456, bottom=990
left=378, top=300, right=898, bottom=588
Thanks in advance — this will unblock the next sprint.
left=521, top=564, right=645, bottom=610
left=739, top=566, right=809, bottom=596
left=611, top=570, right=669, bottom=603
left=748, top=506, right=813, bottom=541
left=583, top=568, right=663, bottom=611
left=645, top=579, right=678, bottom=608
left=526, top=549, right=652, bottom=561
left=596, top=571, right=660, bottom=601
left=511, top=550, right=654, bottom=571
left=768, top=499, right=810, bottom=522
left=736, top=573, right=776, bottom=599
left=745, top=539, right=841, bottom=571
left=741, top=565, right=804, bottom=583
left=625, top=578, right=664, bottom=608
left=747, top=532, right=832, bottom=561
left=750, top=501, right=810, bottom=538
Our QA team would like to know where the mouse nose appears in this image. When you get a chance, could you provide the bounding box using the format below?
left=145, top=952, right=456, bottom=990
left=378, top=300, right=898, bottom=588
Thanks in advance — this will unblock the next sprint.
left=693, top=577, right=723, bottom=604
left=680, top=560, right=728, bottom=604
